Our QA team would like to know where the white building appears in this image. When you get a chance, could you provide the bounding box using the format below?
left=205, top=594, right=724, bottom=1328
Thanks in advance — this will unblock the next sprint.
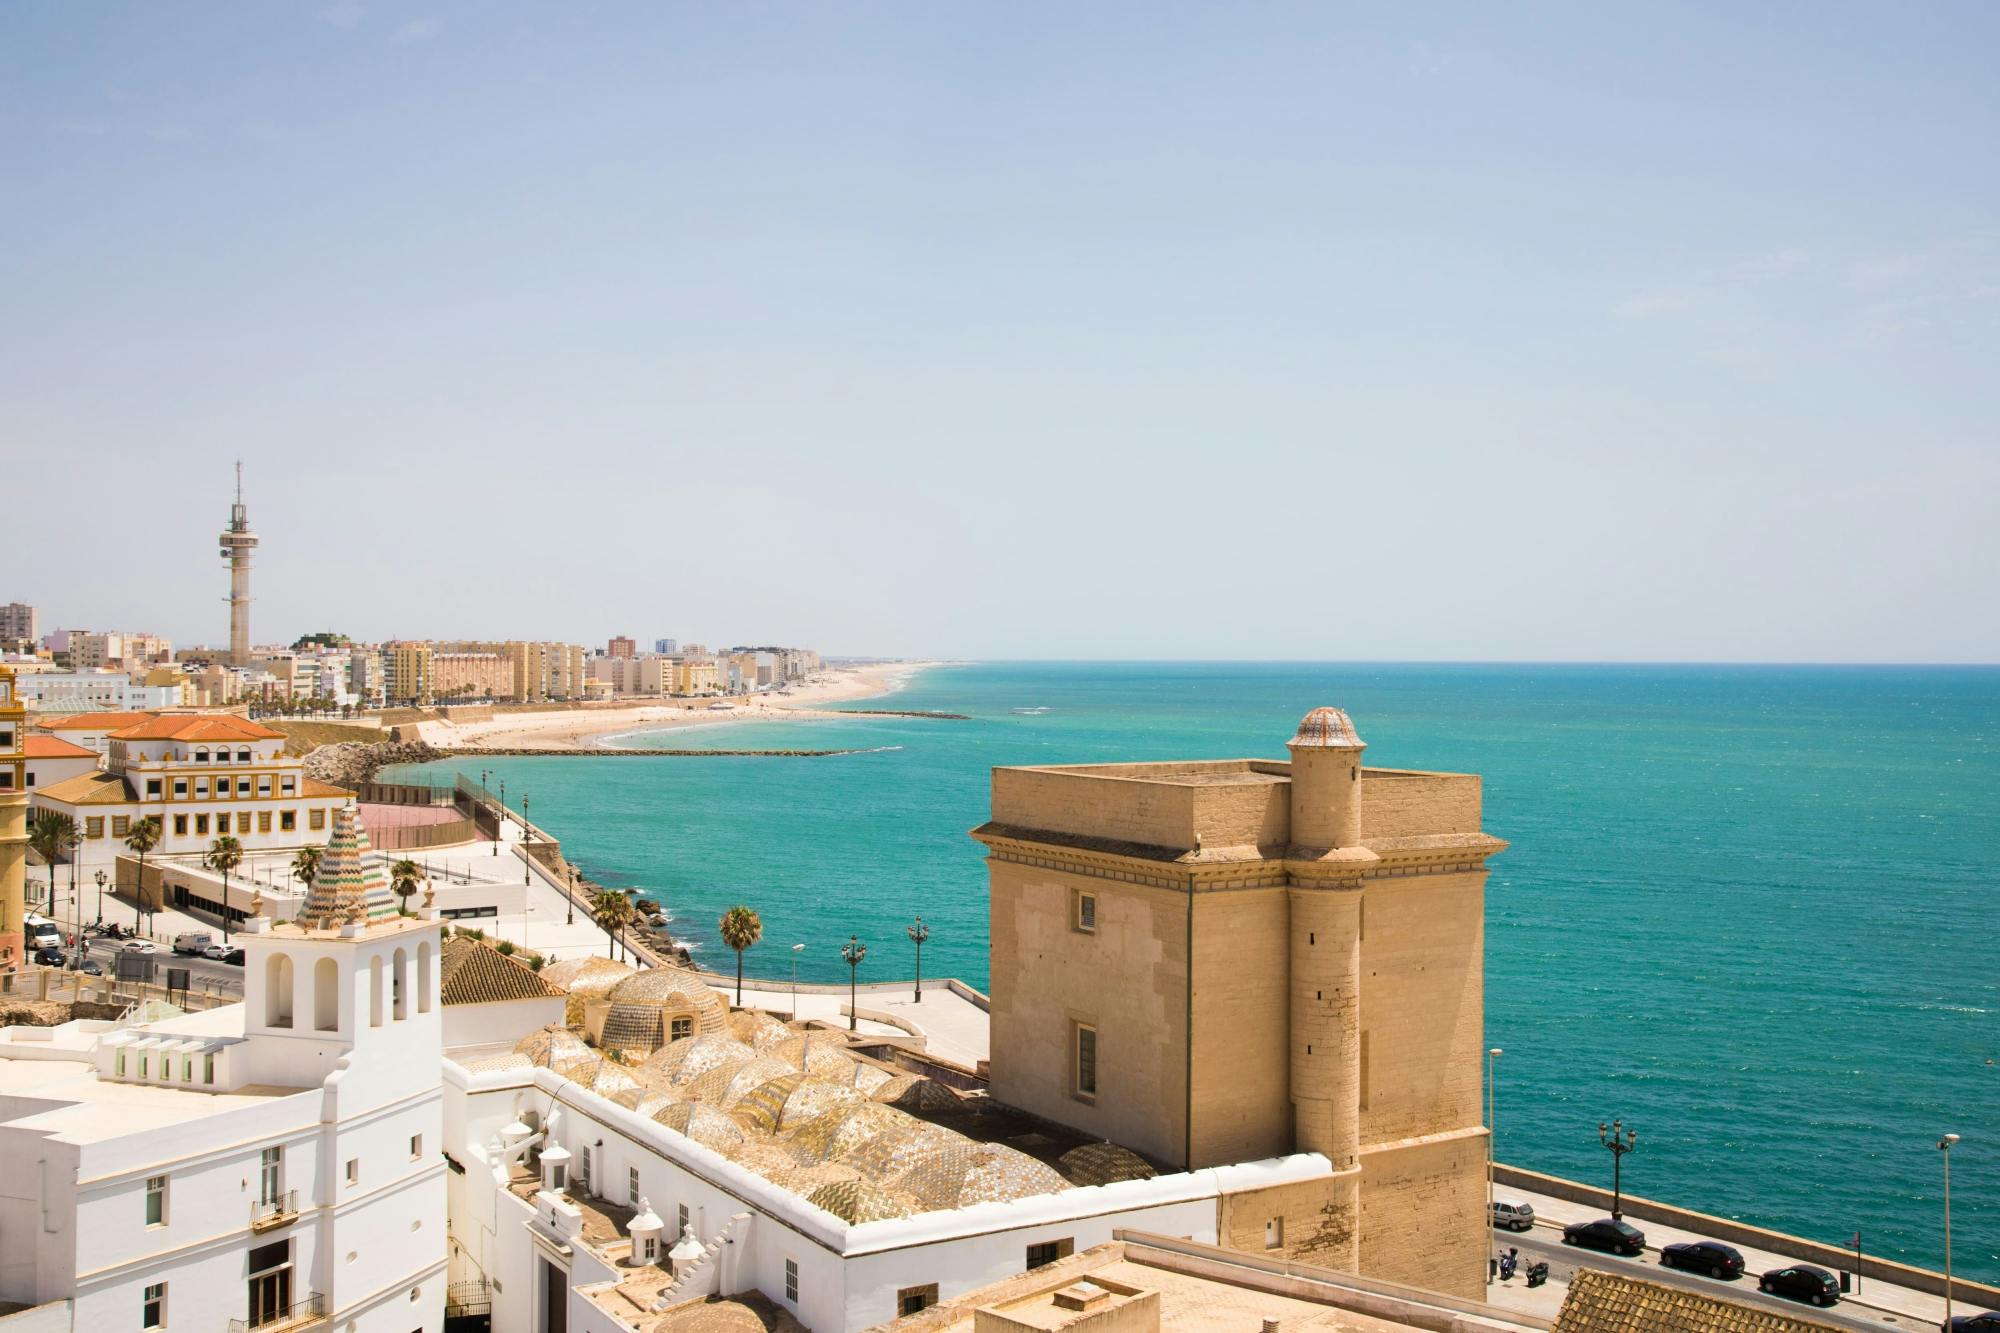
left=22, top=735, right=98, bottom=791
left=14, top=670, right=140, bottom=713
left=31, top=714, right=350, bottom=864
left=0, top=806, right=447, bottom=1332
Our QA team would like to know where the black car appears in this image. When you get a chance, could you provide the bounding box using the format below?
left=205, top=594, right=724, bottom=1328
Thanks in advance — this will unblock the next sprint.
left=32, top=946, right=64, bottom=967
left=1948, top=1314, right=2000, bottom=1331
left=75, top=955, right=103, bottom=976
left=1561, top=1218, right=1646, bottom=1257
left=1758, top=1264, right=1839, bottom=1307
left=1660, top=1241, right=1744, bottom=1279
left=219, top=947, right=245, bottom=966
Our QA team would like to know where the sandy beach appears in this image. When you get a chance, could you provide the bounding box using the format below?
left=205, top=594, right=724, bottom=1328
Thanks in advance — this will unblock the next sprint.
left=415, top=660, right=950, bottom=751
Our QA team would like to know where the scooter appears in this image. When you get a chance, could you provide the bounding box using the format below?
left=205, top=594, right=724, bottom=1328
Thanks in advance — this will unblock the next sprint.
left=1525, top=1261, right=1549, bottom=1289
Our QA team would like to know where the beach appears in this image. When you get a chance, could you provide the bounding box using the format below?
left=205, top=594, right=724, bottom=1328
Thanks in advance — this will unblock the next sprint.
left=413, top=660, right=947, bottom=751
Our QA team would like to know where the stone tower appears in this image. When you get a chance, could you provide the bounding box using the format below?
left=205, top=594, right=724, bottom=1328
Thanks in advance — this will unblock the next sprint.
left=219, top=461, right=259, bottom=666
left=974, top=707, right=1506, bottom=1298
left=0, top=665, right=24, bottom=971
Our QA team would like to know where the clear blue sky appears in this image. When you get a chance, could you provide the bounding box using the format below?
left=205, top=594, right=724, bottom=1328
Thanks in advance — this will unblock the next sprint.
left=5, top=4, right=1996, bottom=661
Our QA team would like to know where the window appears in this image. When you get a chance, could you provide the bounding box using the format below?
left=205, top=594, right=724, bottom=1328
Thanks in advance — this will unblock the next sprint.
left=113, top=815, right=130, bottom=837
left=281, top=776, right=296, bottom=796
left=144, top=1175, right=168, bottom=1226
left=237, top=749, right=251, bottom=763
left=898, top=1285, right=939, bottom=1317
left=670, top=1017, right=693, bottom=1041
left=174, top=814, right=188, bottom=835
left=194, top=749, right=208, bottom=764
left=1026, top=1239, right=1073, bottom=1270
left=203, top=1052, right=215, bottom=1083
left=142, top=1282, right=166, bottom=1329
left=259, top=811, right=272, bottom=833
left=147, top=778, right=163, bottom=798
left=580, top=1145, right=593, bottom=1193
left=1073, top=1022, right=1097, bottom=1101
left=309, top=808, right=325, bottom=830
left=1073, top=890, right=1096, bottom=933
left=237, top=777, right=253, bottom=796
left=116, top=1049, right=127, bottom=1077
left=216, top=813, right=230, bottom=835
left=258, top=776, right=271, bottom=796
left=172, top=778, right=188, bottom=798
left=194, top=814, right=209, bottom=836
left=410, top=1134, right=423, bottom=1161
left=138, top=1053, right=149, bottom=1079
left=195, top=778, right=209, bottom=799
left=677, top=1203, right=689, bottom=1235
left=345, top=1158, right=359, bottom=1187
left=261, top=1147, right=283, bottom=1204
left=280, top=811, right=295, bottom=832
left=1265, top=1216, right=1284, bottom=1249
left=182, top=1057, right=192, bottom=1082
left=628, top=1166, right=641, bottom=1206
left=86, top=816, right=104, bottom=838
left=784, top=1259, right=799, bottom=1303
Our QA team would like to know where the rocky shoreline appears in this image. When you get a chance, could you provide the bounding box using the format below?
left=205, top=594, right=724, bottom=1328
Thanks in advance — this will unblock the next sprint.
left=440, top=746, right=881, bottom=758
left=301, top=739, right=447, bottom=788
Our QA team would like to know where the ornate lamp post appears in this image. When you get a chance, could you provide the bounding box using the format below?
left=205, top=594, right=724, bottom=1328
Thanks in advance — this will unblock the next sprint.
left=1940, top=1133, right=1960, bottom=1327
left=94, top=869, right=107, bottom=926
left=494, top=778, right=505, bottom=856
left=907, top=916, right=930, bottom=1003
left=1599, top=1119, right=1637, bottom=1219
left=1487, top=1048, right=1503, bottom=1233
left=567, top=866, right=577, bottom=924
left=791, top=943, right=805, bottom=1022
left=840, top=935, right=867, bottom=1032
left=522, top=794, right=532, bottom=885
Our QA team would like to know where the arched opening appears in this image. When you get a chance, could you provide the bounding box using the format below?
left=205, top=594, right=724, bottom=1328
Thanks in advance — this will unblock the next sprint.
left=194, top=748, right=209, bottom=764
left=417, top=941, right=433, bottom=1015
left=369, top=956, right=384, bottom=1027
left=314, top=957, right=339, bottom=1032
left=393, top=948, right=409, bottom=1021
left=237, top=748, right=251, bottom=762
left=265, top=953, right=294, bottom=1028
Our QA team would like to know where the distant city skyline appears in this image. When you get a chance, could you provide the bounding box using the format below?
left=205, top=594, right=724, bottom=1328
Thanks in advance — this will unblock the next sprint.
left=5, top=4, right=1997, bottom=662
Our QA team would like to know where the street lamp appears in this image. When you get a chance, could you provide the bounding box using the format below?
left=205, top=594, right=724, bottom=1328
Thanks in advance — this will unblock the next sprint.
left=907, top=916, right=930, bottom=1003
left=1487, top=1048, right=1503, bottom=1237
left=94, top=869, right=107, bottom=926
left=840, top=935, right=867, bottom=1032
left=1940, top=1133, right=1960, bottom=1327
left=1599, top=1119, right=1637, bottom=1219
left=566, top=867, right=577, bottom=925
left=791, top=943, right=805, bottom=1022
left=522, top=794, right=532, bottom=885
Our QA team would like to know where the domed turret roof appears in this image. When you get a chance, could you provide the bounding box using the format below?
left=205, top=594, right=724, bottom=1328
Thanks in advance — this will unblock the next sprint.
left=1289, top=706, right=1363, bottom=750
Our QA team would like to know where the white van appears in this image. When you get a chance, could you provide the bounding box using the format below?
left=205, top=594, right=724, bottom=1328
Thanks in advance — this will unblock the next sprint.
left=23, top=914, right=63, bottom=951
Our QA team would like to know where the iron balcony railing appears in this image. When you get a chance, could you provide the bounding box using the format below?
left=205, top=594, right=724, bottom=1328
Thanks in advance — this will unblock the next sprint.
left=248, top=1189, right=298, bottom=1231
left=227, top=1291, right=326, bottom=1332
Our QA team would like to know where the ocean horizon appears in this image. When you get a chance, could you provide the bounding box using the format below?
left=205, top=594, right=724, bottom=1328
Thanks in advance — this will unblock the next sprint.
left=391, top=659, right=1999, bottom=1282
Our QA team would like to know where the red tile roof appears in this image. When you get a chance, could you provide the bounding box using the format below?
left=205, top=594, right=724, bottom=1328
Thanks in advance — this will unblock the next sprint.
left=37, top=711, right=160, bottom=732
left=108, top=715, right=283, bottom=742
left=23, top=735, right=96, bottom=759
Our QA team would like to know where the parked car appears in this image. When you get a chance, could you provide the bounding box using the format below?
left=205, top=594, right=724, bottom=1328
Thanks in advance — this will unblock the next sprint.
left=219, top=948, right=245, bottom=966
left=32, top=946, right=64, bottom=967
left=1758, top=1264, right=1839, bottom=1307
left=201, top=942, right=232, bottom=961
left=1947, top=1314, right=2000, bottom=1331
left=1661, top=1241, right=1744, bottom=1278
left=172, top=932, right=214, bottom=956
left=74, top=955, right=103, bottom=976
left=1491, top=1200, right=1536, bottom=1232
left=120, top=939, right=159, bottom=954
left=1562, top=1218, right=1646, bottom=1257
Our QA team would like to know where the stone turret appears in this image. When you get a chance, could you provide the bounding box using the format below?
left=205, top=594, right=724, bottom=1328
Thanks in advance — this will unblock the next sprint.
left=1286, top=706, right=1365, bottom=853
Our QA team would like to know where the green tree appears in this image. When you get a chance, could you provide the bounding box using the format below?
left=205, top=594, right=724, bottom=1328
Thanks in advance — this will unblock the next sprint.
left=717, top=905, right=763, bottom=1006
left=591, top=889, right=635, bottom=961
left=291, top=844, right=322, bottom=890
left=27, top=809, right=75, bottom=917
left=123, top=815, right=162, bottom=936
left=390, top=858, right=425, bottom=915
left=202, top=835, right=244, bottom=943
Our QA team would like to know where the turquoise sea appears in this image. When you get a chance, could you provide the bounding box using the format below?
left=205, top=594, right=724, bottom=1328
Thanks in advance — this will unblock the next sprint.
left=394, top=662, right=1998, bottom=1281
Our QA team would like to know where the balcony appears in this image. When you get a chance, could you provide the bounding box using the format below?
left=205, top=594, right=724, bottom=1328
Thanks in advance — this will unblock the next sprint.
left=228, top=1292, right=325, bottom=1332
left=249, top=1190, right=299, bottom=1232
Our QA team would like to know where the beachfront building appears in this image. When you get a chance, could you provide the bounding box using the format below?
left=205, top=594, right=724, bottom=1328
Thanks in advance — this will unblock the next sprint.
left=432, top=651, right=512, bottom=702
left=970, top=708, right=1506, bottom=1299
left=386, top=641, right=433, bottom=705
left=13, top=668, right=144, bottom=713
left=0, top=601, right=35, bottom=644
left=606, top=636, right=637, bottom=660
left=0, top=807, right=447, bottom=1330
left=30, top=714, right=350, bottom=861
left=590, top=652, right=673, bottom=696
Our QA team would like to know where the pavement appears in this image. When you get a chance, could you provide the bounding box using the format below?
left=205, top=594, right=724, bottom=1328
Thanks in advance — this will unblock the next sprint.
left=1483, top=1180, right=1970, bottom=1331
left=705, top=976, right=992, bottom=1067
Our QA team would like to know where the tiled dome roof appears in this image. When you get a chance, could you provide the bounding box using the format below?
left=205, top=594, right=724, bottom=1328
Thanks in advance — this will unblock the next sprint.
left=650, top=1101, right=745, bottom=1153
left=1057, top=1142, right=1158, bottom=1187
left=729, top=1011, right=794, bottom=1050
left=770, top=1033, right=858, bottom=1079
left=872, top=1075, right=966, bottom=1115
left=300, top=805, right=398, bottom=928
left=806, top=1178, right=917, bottom=1224
left=1289, top=706, right=1363, bottom=749
left=540, top=956, right=635, bottom=1026
left=641, top=1034, right=754, bottom=1086
left=514, top=1025, right=598, bottom=1079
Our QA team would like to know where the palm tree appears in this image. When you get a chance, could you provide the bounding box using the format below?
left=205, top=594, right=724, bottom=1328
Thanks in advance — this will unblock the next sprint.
left=291, top=844, right=322, bottom=892
left=717, top=905, right=763, bottom=1006
left=591, top=889, right=635, bottom=960
left=27, top=810, right=75, bottom=917
left=124, top=816, right=162, bottom=936
left=390, top=859, right=424, bottom=915
left=203, top=835, right=244, bottom=943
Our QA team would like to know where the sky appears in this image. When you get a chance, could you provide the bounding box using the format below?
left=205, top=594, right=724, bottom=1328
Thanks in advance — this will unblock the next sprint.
left=3, top=3, right=1996, bottom=662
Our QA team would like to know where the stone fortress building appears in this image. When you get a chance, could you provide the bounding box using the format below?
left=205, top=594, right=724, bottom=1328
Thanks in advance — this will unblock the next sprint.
left=972, top=707, right=1506, bottom=1297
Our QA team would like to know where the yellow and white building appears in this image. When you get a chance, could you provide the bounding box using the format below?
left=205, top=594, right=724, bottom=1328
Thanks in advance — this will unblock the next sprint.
left=31, top=714, right=349, bottom=858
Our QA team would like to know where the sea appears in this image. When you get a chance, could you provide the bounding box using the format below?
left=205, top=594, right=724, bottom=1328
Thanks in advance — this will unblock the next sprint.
left=390, top=661, right=1999, bottom=1281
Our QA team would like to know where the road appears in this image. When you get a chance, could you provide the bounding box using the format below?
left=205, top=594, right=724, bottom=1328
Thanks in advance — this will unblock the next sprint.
left=1502, top=1230, right=1939, bottom=1332
left=73, top=937, right=245, bottom=996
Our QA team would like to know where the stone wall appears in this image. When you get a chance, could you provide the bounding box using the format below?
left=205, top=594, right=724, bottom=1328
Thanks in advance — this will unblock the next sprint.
left=1358, top=1129, right=1489, bottom=1298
